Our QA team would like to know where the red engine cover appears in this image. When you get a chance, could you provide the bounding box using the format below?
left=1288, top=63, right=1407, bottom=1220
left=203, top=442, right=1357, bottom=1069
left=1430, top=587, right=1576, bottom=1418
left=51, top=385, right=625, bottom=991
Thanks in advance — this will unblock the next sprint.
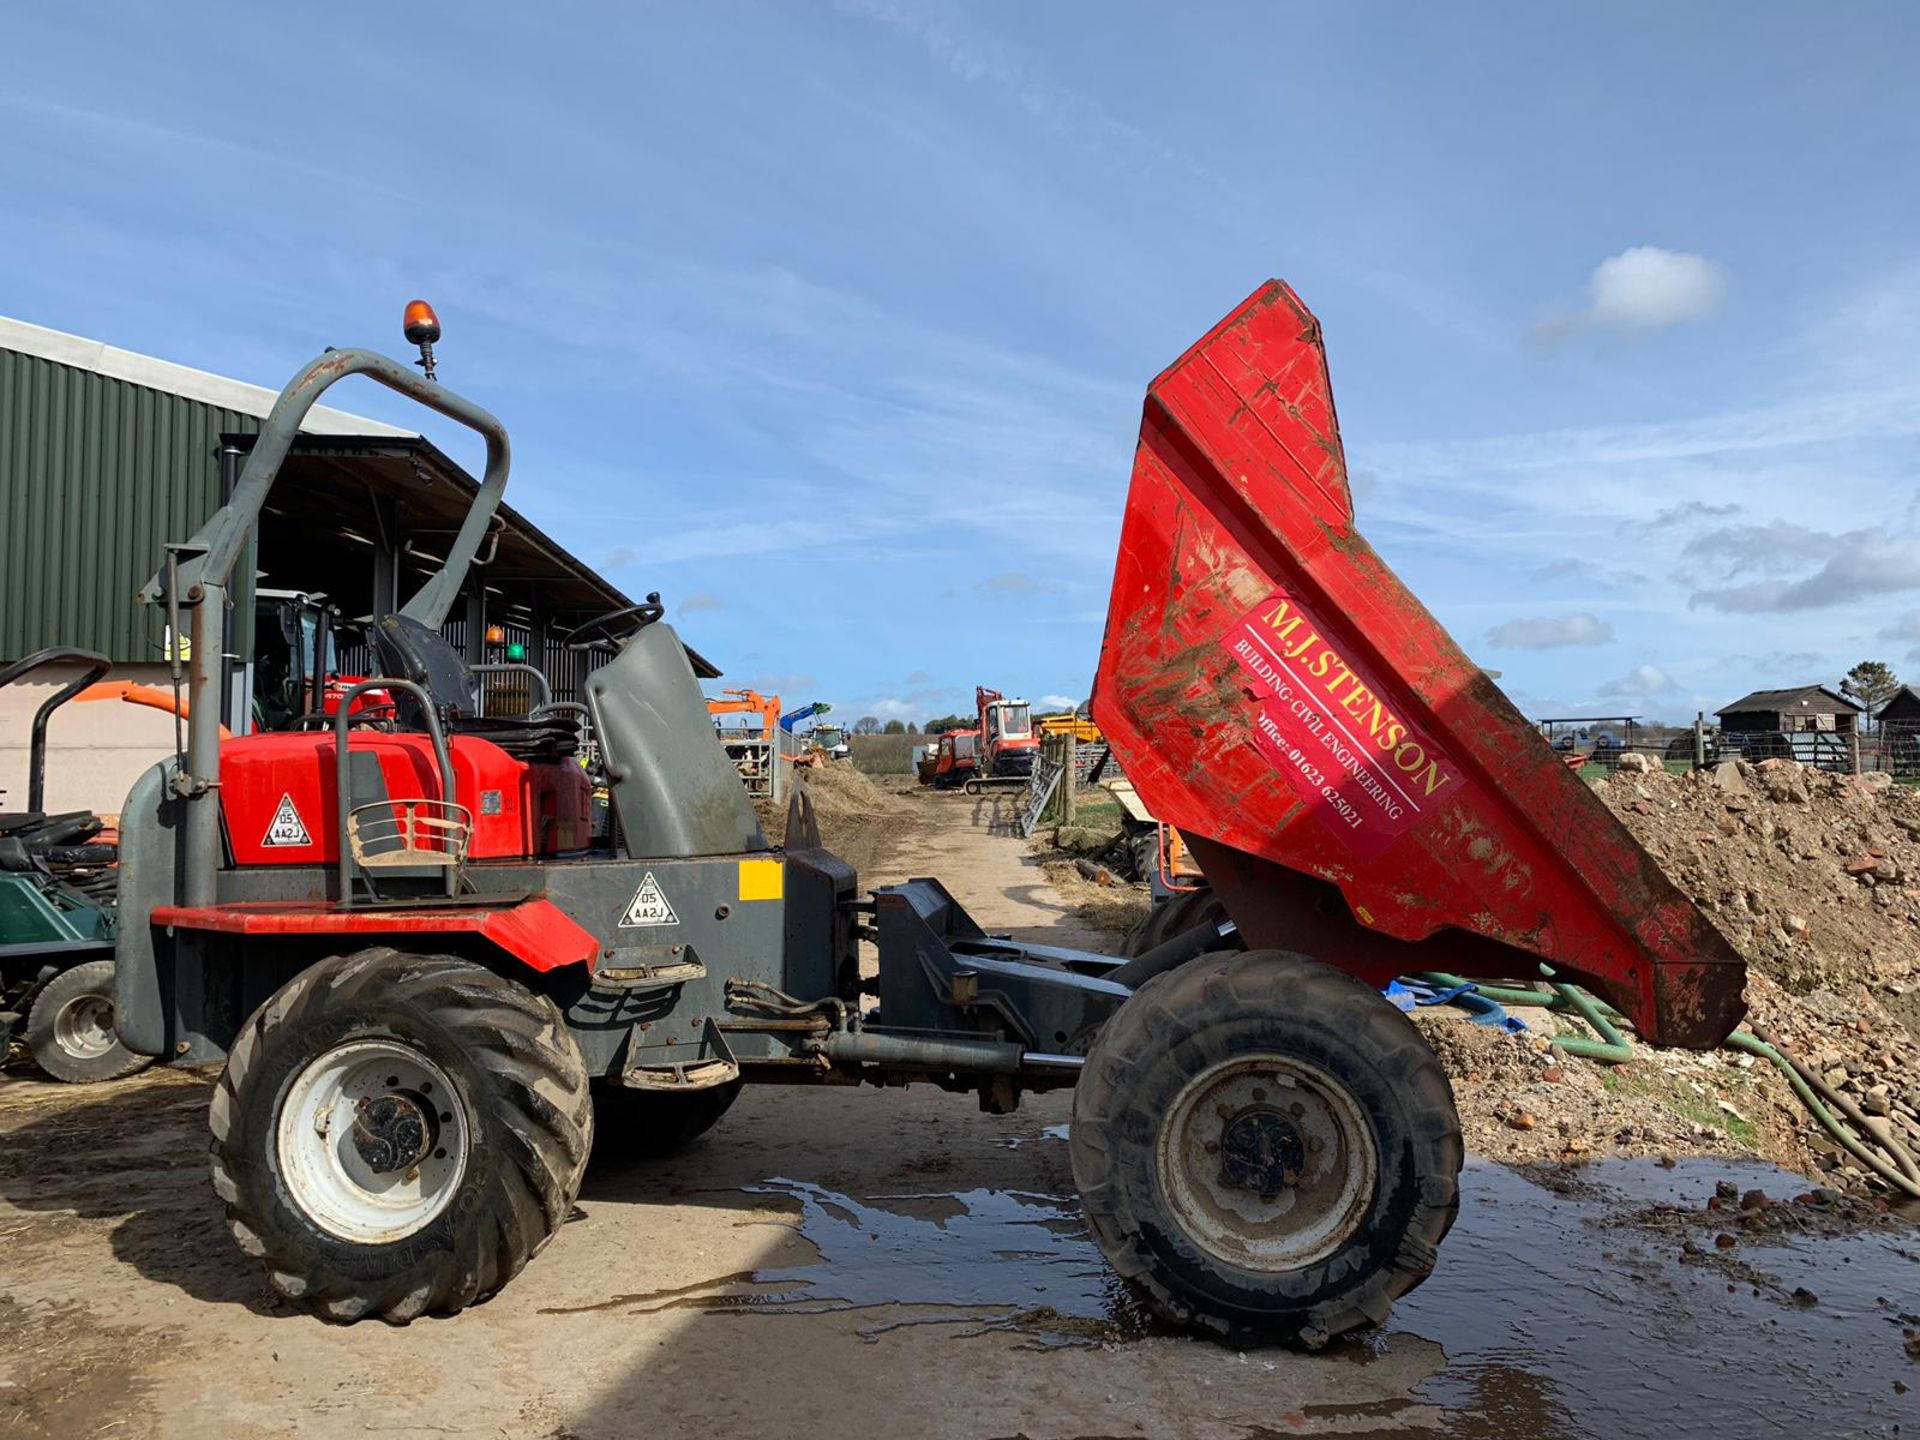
left=221, top=731, right=590, bottom=867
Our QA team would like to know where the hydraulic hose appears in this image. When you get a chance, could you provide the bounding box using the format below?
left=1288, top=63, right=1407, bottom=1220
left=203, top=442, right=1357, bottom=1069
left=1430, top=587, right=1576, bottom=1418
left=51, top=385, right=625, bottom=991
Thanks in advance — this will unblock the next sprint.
left=1109, top=919, right=1238, bottom=991
left=1734, top=1027, right=1920, bottom=1200
left=1415, top=969, right=1920, bottom=1200
left=1417, top=969, right=1635, bottom=1062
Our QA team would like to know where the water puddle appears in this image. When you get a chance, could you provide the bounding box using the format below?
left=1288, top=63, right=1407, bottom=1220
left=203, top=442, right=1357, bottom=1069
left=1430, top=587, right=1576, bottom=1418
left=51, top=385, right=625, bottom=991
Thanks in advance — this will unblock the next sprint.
left=994, top=1121, right=1072, bottom=1150
left=1383, top=1159, right=1920, bottom=1437
left=553, top=1158, right=1918, bottom=1433
left=545, top=1178, right=1151, bottom=1344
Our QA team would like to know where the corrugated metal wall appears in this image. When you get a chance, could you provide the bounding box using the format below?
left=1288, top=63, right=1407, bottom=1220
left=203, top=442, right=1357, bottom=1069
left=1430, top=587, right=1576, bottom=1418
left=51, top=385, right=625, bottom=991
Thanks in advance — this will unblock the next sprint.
left=1, top=348, right=259, bottom=662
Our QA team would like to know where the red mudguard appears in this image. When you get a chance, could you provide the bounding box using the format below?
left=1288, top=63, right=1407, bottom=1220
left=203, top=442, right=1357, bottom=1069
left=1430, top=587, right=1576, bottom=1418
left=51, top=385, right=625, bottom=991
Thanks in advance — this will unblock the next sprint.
left=1092, top=281, right=1745, bottom=1049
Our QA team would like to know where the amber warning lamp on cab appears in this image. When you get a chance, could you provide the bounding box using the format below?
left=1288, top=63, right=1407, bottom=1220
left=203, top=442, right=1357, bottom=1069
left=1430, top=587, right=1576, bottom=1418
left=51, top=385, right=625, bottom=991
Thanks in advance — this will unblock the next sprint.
left=403, top=299, right=441, bottom=380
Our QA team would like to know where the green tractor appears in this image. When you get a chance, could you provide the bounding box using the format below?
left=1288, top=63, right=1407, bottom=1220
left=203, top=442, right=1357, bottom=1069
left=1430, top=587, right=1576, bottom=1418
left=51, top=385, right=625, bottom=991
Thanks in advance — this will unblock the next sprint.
left=0, top=647, right=151, bottom=1083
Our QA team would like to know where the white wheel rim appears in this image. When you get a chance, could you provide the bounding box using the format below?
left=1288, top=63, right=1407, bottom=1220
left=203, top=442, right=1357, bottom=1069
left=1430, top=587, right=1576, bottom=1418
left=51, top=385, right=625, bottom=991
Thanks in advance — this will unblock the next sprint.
left=276, top=1039, right=469, bottom=1244
left=53, top=993, right=117, bottom=1060
left=1155, top=1053, right=1379, bottom=1273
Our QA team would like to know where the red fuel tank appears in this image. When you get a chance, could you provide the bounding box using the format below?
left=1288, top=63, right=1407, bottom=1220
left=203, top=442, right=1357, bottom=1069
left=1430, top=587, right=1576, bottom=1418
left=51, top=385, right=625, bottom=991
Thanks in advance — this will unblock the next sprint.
left=220, top=731, right=590, bottom=868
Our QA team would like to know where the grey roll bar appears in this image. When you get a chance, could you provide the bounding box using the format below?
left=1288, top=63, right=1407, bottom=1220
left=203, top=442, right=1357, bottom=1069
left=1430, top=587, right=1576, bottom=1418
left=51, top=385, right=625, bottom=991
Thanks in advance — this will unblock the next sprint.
left=140, top=347, right=510, bottom=625
left=138, top=347, right=511, bottom=907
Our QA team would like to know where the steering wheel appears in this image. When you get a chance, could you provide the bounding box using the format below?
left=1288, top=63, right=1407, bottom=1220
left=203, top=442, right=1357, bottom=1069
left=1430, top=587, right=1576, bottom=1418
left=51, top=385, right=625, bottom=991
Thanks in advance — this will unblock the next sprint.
left=563, top=593, right=666, bottom=651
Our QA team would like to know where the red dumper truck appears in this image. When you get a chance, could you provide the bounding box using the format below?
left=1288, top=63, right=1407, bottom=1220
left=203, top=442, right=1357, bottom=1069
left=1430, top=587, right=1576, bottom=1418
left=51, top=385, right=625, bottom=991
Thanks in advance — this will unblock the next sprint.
left=102, top=284, right=1741, bottom=1346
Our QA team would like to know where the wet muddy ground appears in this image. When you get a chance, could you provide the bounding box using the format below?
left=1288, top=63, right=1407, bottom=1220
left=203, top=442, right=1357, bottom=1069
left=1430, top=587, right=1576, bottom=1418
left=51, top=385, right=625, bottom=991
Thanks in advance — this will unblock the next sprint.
left=3, top=788, right=1916, bottom=1437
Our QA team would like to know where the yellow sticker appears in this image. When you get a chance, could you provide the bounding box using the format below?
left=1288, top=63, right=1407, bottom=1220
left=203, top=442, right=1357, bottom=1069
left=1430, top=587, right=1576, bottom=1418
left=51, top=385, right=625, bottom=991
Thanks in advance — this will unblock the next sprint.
left=738, top=859, right=784, bottom=902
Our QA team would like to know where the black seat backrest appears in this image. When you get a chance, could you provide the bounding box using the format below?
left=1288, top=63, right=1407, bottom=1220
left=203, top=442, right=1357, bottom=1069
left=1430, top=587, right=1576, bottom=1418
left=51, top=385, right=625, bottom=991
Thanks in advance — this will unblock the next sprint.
left=371, top=614, right=477, bottom=728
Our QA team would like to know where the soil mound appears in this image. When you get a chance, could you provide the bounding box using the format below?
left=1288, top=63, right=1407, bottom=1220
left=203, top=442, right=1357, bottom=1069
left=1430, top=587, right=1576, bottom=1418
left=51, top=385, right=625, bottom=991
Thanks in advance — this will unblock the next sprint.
left=1595, top=758, right=1920, bottom=994
left=753, top=764, right=915, bottom=879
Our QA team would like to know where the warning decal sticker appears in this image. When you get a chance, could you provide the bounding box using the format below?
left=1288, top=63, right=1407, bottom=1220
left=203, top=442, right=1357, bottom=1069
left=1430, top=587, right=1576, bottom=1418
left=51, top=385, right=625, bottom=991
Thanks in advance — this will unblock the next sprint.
left=262, top=792, right=313, bottom=848
left=1223, top=587, right=1460, bottom=861
left=619, top=871, right=681, bottom=928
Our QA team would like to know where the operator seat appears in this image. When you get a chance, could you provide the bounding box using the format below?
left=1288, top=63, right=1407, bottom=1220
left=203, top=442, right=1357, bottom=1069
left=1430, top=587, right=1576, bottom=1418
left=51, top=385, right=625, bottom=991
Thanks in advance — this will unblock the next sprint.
left=369, top=615, right=578, bottom=762
left=371, top=615, right=479, bottom=724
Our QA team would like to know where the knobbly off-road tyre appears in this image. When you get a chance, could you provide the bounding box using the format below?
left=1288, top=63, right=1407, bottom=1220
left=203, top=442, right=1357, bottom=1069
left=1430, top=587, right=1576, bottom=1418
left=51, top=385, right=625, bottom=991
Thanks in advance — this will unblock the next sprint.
left=591, top=1079, right=742, bottom=1157
left=1120, top=887, right=1230, bottom=959
left=1071, top=949, right=1461, bottom=1349
left=209, top=947, right=593, bottom=1323
left=24, top=959, right=153, bottom=1084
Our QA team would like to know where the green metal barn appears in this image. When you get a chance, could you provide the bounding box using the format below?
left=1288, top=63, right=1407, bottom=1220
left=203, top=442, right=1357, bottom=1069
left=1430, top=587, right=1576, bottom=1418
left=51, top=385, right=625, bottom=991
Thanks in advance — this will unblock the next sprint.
left=0, top=314, right=632, bottom=813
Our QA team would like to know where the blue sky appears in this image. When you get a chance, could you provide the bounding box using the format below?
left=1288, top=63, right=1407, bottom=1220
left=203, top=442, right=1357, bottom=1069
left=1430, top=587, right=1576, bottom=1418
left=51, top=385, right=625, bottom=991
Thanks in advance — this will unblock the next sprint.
left=5, top=3, right=1918, bottom=726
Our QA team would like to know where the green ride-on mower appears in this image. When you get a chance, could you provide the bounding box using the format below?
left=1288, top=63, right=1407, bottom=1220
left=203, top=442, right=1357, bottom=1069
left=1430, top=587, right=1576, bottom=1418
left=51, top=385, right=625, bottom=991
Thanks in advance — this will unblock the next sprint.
left=0, top=647, right=151, bottom=1083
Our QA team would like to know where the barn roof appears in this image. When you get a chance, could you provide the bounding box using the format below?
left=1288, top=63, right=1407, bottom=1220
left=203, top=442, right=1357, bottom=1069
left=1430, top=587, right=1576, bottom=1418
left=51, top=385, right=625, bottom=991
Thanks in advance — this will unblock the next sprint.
left=1717, top=684, right=1862, bottom=717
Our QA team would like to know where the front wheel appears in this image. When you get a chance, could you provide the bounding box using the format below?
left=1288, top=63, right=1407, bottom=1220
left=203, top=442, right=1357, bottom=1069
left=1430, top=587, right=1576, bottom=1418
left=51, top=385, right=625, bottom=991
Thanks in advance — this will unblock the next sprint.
left=209, top=948, right=593, bottom=1323
left=1071, top=950, right=1461, bottom=1349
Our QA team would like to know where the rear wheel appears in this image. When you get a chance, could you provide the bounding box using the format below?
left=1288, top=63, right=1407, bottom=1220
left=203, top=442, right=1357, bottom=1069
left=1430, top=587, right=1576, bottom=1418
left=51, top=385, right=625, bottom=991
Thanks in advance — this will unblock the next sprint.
left=592, top=1079, right=741, bottom=1158
left=1120, top=886, right=1230, bottom=958
left=209, top=948, right=593, bottom=1323
left=1071, top=950, right=1461, bottom=1349
left=25, top=960, right=153, bottom=1084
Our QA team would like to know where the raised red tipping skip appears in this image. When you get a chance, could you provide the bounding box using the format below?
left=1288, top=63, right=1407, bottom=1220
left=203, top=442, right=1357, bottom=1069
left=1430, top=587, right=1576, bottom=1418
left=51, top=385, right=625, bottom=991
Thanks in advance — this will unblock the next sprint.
left=1093, top=279, right=1746, bottom=1049
left=1226, top=586, right=1461, bottom=862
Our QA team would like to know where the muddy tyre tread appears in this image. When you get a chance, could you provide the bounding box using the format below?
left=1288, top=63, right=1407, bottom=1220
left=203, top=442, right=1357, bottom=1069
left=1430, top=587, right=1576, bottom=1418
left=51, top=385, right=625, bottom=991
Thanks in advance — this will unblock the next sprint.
left=209, top=947, right=593, bottom=1324
left=1071, top=950, right=1461, bottom=1349
left=1120, top=887, right=1230, bottom=959
left=23, top=959, right=154, bottom=1084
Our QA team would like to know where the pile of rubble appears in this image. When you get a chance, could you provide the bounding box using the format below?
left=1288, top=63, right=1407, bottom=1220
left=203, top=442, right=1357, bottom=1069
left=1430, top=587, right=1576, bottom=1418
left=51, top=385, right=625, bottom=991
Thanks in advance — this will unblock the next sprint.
left=1591, top=756, right=1920, bottom=1194
left=1600, top=753, right=1920, bottom=992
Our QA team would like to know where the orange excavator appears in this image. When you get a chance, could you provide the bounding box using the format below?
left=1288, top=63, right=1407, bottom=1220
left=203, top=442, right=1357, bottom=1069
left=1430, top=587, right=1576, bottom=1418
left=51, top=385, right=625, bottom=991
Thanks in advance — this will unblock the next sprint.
left=705, top=688, right=781, bottom=739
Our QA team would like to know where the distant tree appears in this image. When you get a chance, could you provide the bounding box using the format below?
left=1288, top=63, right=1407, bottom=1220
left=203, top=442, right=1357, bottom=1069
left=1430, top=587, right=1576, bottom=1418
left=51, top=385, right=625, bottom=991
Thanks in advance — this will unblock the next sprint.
left=1841, top=661, right=1901, bottom=730
left=923, top=713, right=970, bottom=734
left=904, top=721, right=921, bottom=734
left=853, top=715, right=882, bottom=735
left=882, top=719, right=907, bottom=734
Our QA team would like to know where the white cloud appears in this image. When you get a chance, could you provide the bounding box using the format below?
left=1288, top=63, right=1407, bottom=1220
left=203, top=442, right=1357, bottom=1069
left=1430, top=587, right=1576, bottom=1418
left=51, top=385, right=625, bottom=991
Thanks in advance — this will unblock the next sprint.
left=677, top=591, right=723, bottom=614
left=1599, top=665, right=1677, bottom=698
left=863, top=697, right=922, bottom=722
left=1881, top=612, right=1920, bottom=668
left=1532, top=246, right=1727, bottom=342
left=1690, top=529, right=1920, bottom=612
left=1036, top=693, right=1079, bottom=710
left=1529, top=558, right=1646, bottom=589
left=1879, top=611, right=1920, bottom=642
left=1587, top=247, right=1727, bottom=330
left=1680, top=521, right=1847, bottom=579
left=1486, top=614, right=1614, bottom=649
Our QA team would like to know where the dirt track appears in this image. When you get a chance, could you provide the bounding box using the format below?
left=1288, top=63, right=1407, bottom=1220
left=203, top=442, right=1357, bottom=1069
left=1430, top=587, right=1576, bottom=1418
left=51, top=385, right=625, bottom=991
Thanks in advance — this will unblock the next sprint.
left=3, top=785, right=1916, bottom=1439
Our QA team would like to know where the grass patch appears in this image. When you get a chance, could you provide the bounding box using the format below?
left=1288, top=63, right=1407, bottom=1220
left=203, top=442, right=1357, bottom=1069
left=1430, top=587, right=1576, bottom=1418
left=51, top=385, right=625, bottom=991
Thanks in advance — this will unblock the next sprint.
left=1065, top=796, right=1123, bottom=833
left=1601, top=1064, right=1759, bottom=1149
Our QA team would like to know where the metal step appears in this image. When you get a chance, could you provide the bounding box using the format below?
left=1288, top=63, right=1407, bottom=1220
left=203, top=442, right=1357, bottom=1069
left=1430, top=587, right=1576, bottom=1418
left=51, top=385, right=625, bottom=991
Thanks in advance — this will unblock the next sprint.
left=594, top=952, right=707, bottom=990
left=614, top=1016, right=739, bottom=1091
